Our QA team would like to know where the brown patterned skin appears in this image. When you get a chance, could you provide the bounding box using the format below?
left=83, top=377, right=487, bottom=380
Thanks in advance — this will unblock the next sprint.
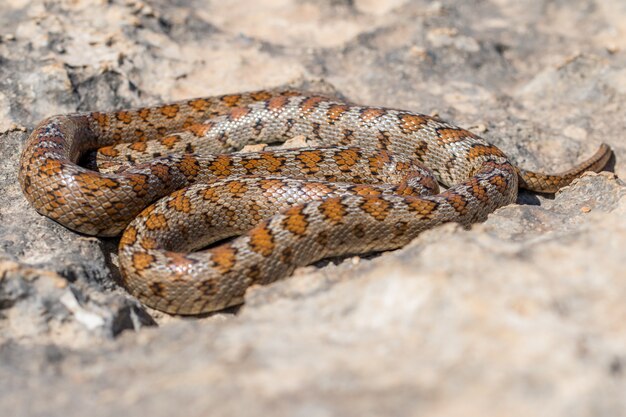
left=19, top=89, right=612, bottom=314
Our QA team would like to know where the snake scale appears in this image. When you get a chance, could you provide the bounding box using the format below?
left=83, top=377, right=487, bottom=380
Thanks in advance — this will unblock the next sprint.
left=19, top=89, right=612, bottom=314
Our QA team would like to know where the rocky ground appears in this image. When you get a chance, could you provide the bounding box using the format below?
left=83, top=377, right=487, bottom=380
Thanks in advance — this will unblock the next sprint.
left=1, top=0, right=626, bottom=416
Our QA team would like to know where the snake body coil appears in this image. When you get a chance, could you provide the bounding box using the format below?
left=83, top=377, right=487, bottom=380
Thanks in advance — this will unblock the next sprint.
left=19, top=89, right=612, bottom=314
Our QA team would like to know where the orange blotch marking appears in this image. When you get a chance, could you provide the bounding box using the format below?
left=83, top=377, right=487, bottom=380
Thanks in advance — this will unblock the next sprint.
left=248, top=202, right=263, bottom=223
left=368, top=149, right=391, bottom=174
left=243, top=157, right=262, bottom=172
left=141, top=205, right=155, bottom=216
left=222, top=94, right=243, bottom=107
left=467, top=144, right=507, bottom=160
left=145, top=212, right=168, bottom=230
left=437, top=128, right=477, bottom=145
left=92, top=112, right=109, bottom=128
left=208, top=155, right=233, bottom=177
left=165, top=251, right=194, bottom=274
left=296, top=150, right=323, bottom=173
left=360, top=108, right=386, bottom=122
left=168, top=192, right=192, bottom=213
left=178, top=154, right=200, bottom=178
left=407, top=199, right=438, bottom=216
left=159, top=134, right=180, bottom=149
left=150, top=164, right=172, bottom=182
left=188, top=98, right=209, bottom=111
left=98, top=161, right=113, bottom=172
left=442, top=192, right=468, bottom=215
left=395, top=161, right=409, bottom=172
left=248, top=223, right=275, bottom=257
left=200, top=187, right=218, bottom=201
left=352, top=185, right=382, bottom=196
left=282, top=206, right=309, bottom=236
left=301, top=182, right=334, bottom=196
left=186, top=123, right=212, bottom=137
left=267, top=96, right=288, bottom=110
left=132, top=252, right=155, bottom=272
left=116, top=111, right=133, bottom=124
left=327, top=104, right=349, bottom=123
left=133, top=129, right=147, bottom=141
left=119, top=225, right=138, bottom=248
left=222, top=208, right=237, bottom=226
left=300, top=96, right=324, bottom=113
left=470, top=180, right=489, bottom=202
left=250, top=91, right=274, bottom=101
left=129, top=141, right=147, bottom=152
left=258, top=179, right=288, bottom=198
left=360, top=197, right=391, bottom=221
left=209, top=244, right=237, bottom=274
left=229, top=107, right=250, bottom=120
left=139, top=237, right=157, bottom=250
left=258, top=154, right=285, bottom=173
left=488, top=174, right=508, bottom=193
left=138, top=108, right=151, bottom=121
left=227, top=180, right=248, bottom=197
left=333, top=148, right=359, bottom=171
left=181, top=117, right=195, bottom=129
left=318, top=198, right=347, bottom=224
left=399, top=113, right=428, bottom=133
left=127, top=173, right=148, bottom=196
left=160, top=104, right=180, bottom=119
left=260, top=178, right=287, bottom=191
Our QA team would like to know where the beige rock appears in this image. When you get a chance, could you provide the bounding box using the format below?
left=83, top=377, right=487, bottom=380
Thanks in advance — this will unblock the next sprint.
left=0, top=0, right=625, bottom=416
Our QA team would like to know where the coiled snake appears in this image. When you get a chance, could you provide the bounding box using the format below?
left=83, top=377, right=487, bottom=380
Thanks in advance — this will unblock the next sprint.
left=19, top=89, right=612, bottom=314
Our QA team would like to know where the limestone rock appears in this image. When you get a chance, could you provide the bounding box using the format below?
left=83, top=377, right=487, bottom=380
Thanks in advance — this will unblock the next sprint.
left=1, top=0, right=625, bottom=416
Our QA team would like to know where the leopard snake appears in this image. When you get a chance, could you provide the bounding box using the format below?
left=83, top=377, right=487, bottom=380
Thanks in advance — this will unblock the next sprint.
left=19, top=89, right=612, bottom=314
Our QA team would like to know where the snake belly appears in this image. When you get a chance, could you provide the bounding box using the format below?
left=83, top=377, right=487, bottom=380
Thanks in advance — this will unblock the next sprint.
left=19, top=89, right=612, bottom=314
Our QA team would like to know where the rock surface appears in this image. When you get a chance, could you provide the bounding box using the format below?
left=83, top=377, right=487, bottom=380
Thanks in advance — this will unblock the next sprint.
left=1, top=0, right=626, bottom=416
